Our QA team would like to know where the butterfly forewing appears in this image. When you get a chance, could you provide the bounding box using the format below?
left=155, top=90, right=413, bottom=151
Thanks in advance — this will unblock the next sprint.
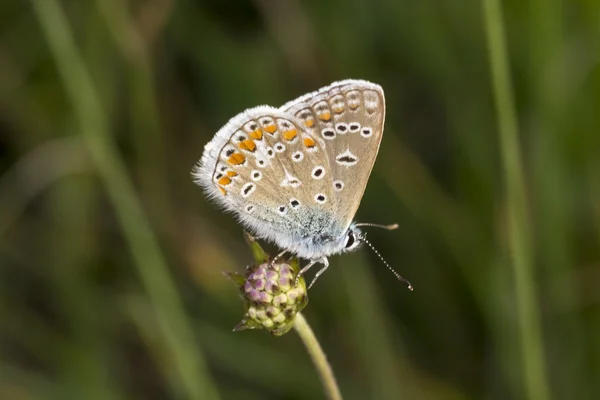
left=281, top=80, right=385, bottom=231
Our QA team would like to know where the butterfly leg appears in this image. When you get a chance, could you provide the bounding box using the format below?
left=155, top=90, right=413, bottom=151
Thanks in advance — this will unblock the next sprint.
left=307, top=257, right=330, bottom=289
left=270, top=249, right=287, bottom=266
left=295, top=257, right=329, bottom=289
left=295, top=259, right=317, bottom=286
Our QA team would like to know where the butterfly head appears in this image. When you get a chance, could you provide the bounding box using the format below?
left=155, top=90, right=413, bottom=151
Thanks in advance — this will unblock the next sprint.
left=299, top=223, right=363, bottom=259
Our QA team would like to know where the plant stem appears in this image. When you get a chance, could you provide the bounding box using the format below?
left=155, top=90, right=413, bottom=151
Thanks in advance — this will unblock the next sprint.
left=482, top=1, right=550, bottom=400
left=294, top=313, right=343, bottom=400
left=30, top=1, right=220, bottom=399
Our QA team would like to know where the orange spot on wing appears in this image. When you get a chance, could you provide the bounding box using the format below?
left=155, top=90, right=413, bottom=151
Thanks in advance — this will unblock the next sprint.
left=228, top=152, right=246, bottom=165
left=219, top=187, right=227, bottom=196
left=264, top=124, right=277, bottom=134
left=333, top=105, right=345, bottom=113
left=226, top=170, right=238, bottom=177
left=318, top=112, right=331, bottom=121
left=304, top=119, right=314, bottom=128
left=249, top=129, right=263, bottom=140
left=282, top=129, right=297, bottom=141
left=239, top=139, right=256, bottom=152
left=303, top=137, right=316, bottom=148
left=218, top=176, right=232, bottom=185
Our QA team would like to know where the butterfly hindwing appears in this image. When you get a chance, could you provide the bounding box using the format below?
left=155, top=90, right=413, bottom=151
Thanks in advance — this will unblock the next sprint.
left=193, top=106, right=339, bottom=254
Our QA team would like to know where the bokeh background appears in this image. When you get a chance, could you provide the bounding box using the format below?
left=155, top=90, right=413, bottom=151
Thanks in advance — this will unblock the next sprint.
left=1, top=0, right=599, bottom=399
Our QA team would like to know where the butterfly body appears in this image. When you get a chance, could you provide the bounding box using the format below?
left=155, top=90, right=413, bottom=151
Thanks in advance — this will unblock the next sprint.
left=193, top=79, right=384, bottom=276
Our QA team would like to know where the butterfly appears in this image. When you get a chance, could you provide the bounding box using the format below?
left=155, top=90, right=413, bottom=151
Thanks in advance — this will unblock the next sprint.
left=192, top=79, right=410, bottom=289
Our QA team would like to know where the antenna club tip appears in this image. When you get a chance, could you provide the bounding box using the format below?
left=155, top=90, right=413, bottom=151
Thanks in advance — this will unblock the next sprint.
left=387, top=223, right=399, bottom=230
left=407, top=284, right=414, bottom=291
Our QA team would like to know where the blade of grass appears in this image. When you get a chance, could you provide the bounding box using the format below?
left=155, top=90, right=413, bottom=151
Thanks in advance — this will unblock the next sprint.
left=95, top=0, right=170, bottom=219
left=482, top=1, right=550, bottom=399
left=29, top=1, right=220, bottom=399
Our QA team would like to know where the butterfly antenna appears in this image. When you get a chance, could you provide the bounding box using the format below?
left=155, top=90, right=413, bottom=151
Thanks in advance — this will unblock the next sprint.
left=358, top=234, right=413, bottom=291
left=354, top=222, right=399, bottom=230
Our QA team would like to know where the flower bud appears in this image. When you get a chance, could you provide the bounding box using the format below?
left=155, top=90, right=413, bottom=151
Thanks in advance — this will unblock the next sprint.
left=223, top=233, right=308, bottom=336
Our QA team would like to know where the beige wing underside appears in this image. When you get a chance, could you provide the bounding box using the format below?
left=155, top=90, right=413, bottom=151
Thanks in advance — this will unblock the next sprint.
left=281, top=80, right=385, bottom=229
left=192, top=80, right=385, bottom=254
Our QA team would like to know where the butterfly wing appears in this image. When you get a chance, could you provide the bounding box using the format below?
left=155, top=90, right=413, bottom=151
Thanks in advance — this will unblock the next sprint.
left=280, top=80, right=385, bottom=231
left=193, top=106, right=339, bottom=258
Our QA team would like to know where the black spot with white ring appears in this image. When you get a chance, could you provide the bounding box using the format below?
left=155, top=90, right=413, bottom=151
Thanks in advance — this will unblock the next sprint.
left=335, top=123, right=348, bottom=134
left=274, top=143, right=286, bottom=153
left=290, top=198, right=301, bottom=209
left=321, top=128, right=336, bottom=140
left=333, top=180, right=344, bottom=192
left=311, top=166, right=325, bottom=179
left=349, top=123, right=361, bottom=133
left=361, top=127, right=373, bottom=138
left=292, top=151, right=304, bottom=162
left=335, top=150, right=359, bottom=167
left=241, top=183, right=256, bottom=198
left=314, top=193, right=327, bottom=204
left=251, top=170, right=262, bottom=181
left=277, top=205, right=287, bottom=215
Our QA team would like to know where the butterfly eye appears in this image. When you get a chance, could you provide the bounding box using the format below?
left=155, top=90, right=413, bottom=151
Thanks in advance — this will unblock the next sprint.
left=344, top=231, right=356, bottom=249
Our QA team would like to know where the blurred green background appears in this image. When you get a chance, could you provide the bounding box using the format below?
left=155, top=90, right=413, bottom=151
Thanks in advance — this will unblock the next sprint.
left=1, top=0, right=599, bottom=399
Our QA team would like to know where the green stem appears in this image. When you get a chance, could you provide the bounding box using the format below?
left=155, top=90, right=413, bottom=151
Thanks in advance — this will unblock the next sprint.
left=30, top=1, right=220, bottom=399
left=482, top=1, right=550, bottom=400
left=294, top=313, right=343, bottom=400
